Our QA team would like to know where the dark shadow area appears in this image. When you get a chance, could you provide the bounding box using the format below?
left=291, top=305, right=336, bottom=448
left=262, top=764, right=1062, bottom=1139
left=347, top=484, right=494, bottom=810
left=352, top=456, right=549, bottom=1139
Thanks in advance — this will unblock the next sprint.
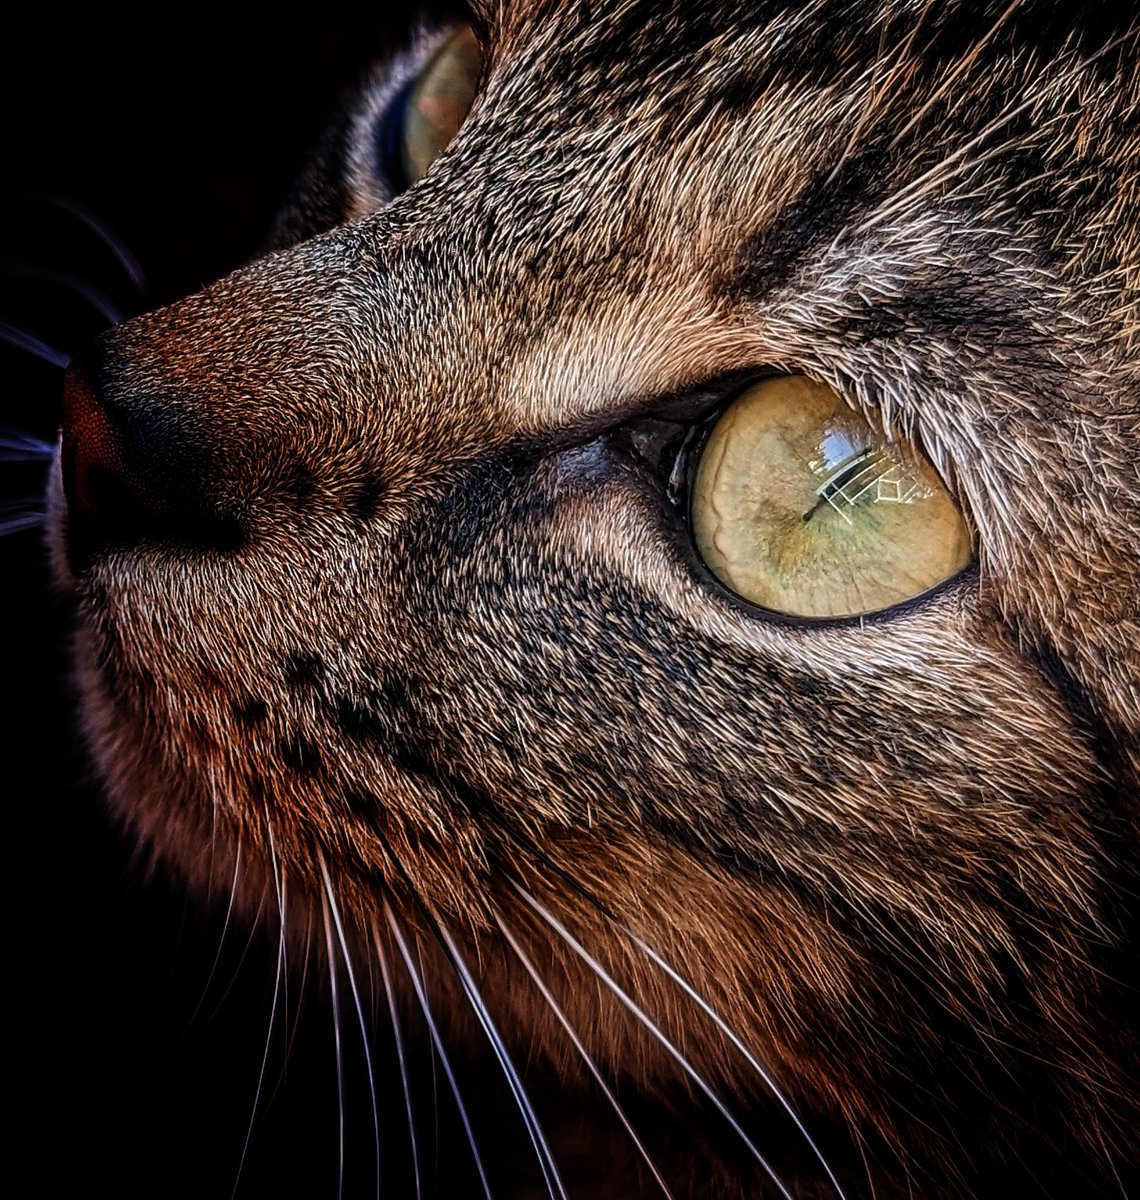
left=0, top=5, right=469, bottom=1197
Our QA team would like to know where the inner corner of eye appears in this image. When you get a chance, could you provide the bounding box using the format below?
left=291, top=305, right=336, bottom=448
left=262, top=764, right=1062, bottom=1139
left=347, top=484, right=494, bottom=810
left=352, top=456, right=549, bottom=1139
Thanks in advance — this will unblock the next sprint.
left=687, top=374, right=973, bottom=620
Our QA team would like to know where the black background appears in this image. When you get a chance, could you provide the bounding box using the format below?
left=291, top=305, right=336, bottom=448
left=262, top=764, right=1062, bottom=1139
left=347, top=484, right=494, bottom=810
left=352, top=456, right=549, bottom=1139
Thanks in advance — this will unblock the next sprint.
left=1, top=5, right=461, bottom=1196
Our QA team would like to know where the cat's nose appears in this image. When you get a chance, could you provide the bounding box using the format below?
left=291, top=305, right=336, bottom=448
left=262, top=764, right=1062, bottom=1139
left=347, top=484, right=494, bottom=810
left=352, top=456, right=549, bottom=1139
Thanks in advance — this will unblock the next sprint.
left=60, top=345, right=244, bottom=563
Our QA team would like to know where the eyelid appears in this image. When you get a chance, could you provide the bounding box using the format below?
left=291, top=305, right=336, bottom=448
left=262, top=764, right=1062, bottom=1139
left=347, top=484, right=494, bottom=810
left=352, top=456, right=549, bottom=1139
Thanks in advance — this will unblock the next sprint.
left=376, top=75, right=417, bottom=193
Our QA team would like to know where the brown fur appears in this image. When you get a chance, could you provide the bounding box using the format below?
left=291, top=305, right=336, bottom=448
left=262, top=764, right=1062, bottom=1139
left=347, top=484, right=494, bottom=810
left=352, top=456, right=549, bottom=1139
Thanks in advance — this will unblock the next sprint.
left=45, top=2, right=1139, bottom=1195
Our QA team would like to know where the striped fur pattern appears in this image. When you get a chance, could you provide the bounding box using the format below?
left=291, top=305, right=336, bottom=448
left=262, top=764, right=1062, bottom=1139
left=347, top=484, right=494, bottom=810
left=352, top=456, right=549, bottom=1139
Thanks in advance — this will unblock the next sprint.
left=49, top=2, right=1138, bottom=1195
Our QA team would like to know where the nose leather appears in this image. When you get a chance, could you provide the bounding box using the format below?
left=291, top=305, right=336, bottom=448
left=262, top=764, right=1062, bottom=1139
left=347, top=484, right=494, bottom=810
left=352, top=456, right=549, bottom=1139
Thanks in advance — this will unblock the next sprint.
left=62, top=363, right=131, bottom=526
left=60, top=342, right=244, bottom=565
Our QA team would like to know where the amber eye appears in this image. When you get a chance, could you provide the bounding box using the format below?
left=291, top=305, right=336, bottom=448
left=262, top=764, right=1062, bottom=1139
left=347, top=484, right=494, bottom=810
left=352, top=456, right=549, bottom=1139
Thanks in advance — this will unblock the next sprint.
left=399, top=25, right=482, bottom=186
left=690, top=375, right=972, bottom=619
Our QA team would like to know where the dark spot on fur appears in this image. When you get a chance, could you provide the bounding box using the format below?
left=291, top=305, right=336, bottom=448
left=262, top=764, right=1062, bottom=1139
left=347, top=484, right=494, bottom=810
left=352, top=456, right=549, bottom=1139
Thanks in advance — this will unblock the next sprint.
left=1014, top=621, right=1137, bottom=795
left=351, top=477, right=387, bottom=522
left=234, top=697, right=269, bottom=725
left=840, top=266, right=1043, bottom=352
left=342, top=788, right=384, bottom=818
left=388, top=738, right=437, bottom=783
left=379, top=674, right=408, bottom=708
left=279, top=735, right=324, bottom=774
left=332, top=674, right=416, bottom=743
left=409, top=450, right=547, bottom=564
left=334, top=695, right=389, bottom=741
left=640, top=794, right=705, bottom=847
left=281, top=460, right=317, bottom=505
left=789, top=672, right=824, bottom=698
left=284, top=652, right=326, bottom=687
left=725, top=144, right=891, bottom=299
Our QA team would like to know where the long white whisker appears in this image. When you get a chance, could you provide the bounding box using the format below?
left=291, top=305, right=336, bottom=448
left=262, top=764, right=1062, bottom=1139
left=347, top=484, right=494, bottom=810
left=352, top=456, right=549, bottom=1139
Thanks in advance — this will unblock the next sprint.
left=492, top=911, right=677, bottom=1200
left=0, top=429, right=55, bottom=461
left=199, top=861, right=272, bottom=1025
left=231, top=824, right=288, bottom=1200
left=321, top=890, right=349, bottom=1200
left=0, top=319, right=69, bottom=368
left=434, top=917, right=567, bottom=1200
left=317, top=853, right=382, bottom=1199
left=190, top=828, right=244, bottom=1027
left=384, top=905, right=494, bottom=1200
left=375, top=933, right=423, bottom=1200
left=610, top=916, right=849, bottom=1199
left=513, top=884, right=798, bottom=1200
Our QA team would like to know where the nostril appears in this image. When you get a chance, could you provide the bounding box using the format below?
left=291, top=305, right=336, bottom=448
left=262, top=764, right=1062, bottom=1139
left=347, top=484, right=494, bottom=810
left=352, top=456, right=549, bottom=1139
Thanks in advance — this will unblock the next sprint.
left=61, top=364, right=130, bottom=525
left=59, top=350, right=247, bottom=561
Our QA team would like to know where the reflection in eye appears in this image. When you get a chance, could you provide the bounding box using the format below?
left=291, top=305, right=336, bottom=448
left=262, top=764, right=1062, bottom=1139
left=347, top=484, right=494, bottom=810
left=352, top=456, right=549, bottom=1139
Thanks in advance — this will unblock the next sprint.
left=805, top=430, right=933, bottom=525
left=690, top=375, right=973, bottom=619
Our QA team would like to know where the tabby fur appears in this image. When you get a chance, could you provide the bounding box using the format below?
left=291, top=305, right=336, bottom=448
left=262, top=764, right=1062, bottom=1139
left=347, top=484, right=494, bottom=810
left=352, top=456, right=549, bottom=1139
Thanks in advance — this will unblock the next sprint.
left=47, top=1, right=1139, bottom=1195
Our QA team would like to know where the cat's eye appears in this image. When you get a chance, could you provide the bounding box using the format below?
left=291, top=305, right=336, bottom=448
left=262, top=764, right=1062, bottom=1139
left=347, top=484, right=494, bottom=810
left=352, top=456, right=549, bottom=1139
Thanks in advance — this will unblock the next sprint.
left=689, top=375, right=972, bottom=618
left=394, top=25, right=482, bottom=188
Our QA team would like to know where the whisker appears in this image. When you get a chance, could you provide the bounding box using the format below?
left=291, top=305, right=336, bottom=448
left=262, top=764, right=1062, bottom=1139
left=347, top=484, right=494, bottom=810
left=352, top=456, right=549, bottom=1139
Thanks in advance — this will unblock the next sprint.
left=278, top=903, right=316, bottom=1085
left=513, top=883, right=798, bottom=1200
left=465, top=807, right=843, bottom=1195
left=320, top=889, right=349, bottom=1200
left=200, top=879, right=276, bottom=1026
left=492, top=911, right=677, bottom=1200
left=434, top=916, right=568, bottom=1200
left=1, top=261, right=125, bottom=325
left=365, top=821, right=565, bottom=1195
left=0, top=319, right=69, bottom=368
left=46, top=195, right=148, bottom=293
left=231, top=824, right=288, bottom=1200
left=190, top=830, right=244, bottom=1027
left=317, top=853, right=382, bottom=1199
left=375, top=932, right=423, bottom=1200
left=610, top=917, right=849, bottom=1199
left=384, top=905, right=495, bottom=1200
left=0, top=429, right=55, bottom=461
left=0, top=500, right=47, bottom=536
left=0, top=190, right=149, bottom=293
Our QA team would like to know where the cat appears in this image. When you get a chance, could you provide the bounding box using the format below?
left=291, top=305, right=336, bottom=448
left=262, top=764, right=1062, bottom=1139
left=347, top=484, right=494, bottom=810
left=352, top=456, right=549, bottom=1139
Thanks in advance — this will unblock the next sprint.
left=29, top=0, right=1140, bottom=1196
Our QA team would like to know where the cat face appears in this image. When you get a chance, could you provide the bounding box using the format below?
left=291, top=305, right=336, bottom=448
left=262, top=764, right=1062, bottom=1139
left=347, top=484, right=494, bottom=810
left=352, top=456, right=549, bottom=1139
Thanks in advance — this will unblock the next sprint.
left=48, top=1, right=1138, bottom=1195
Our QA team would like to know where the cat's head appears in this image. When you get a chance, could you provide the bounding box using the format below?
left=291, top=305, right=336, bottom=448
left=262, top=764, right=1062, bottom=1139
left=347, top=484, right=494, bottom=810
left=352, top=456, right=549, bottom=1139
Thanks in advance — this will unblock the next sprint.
left=49, top=2, right=1138, bottom=1194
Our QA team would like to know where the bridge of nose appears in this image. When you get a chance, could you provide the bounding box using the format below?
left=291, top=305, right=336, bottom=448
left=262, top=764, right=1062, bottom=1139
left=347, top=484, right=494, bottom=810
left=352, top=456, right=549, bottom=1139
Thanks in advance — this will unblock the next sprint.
left=56, top=130, right=733, bottom=564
